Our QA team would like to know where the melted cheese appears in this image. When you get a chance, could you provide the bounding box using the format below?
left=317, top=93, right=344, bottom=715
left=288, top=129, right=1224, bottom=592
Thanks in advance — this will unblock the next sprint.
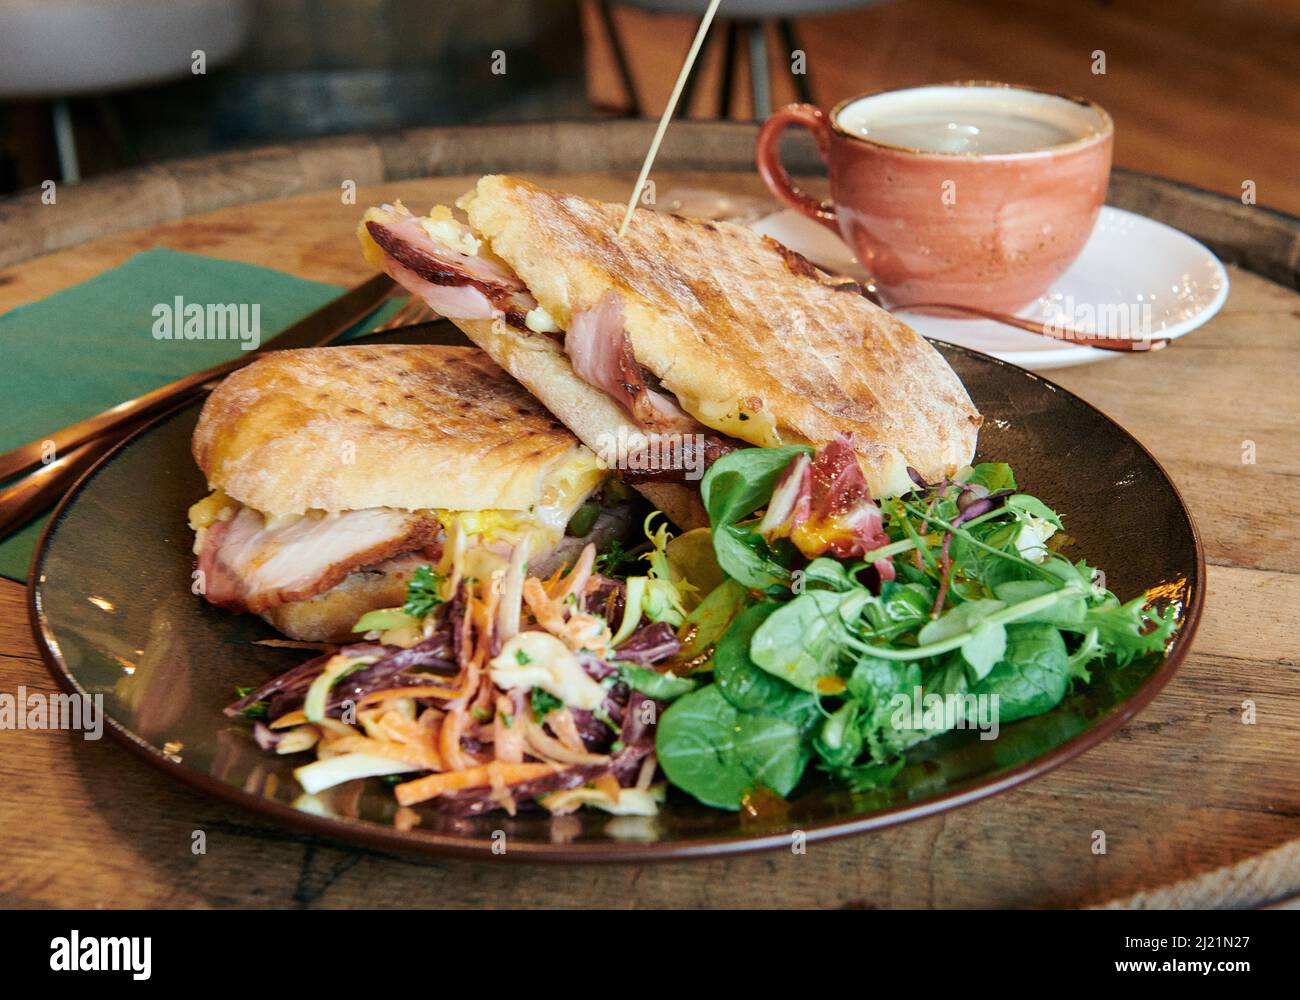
left=680, top=392, right=783, bottom=448
left=525, top=304, right=561, bottom=334
left=187, top=489, right=235, bottom=531
left=435, top=448, right=606, bottom=564
left=420, top=205, right=481, bottom=256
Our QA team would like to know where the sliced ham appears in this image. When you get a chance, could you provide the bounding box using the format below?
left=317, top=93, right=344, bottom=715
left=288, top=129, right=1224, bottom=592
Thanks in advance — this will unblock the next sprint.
left=565, top=292, right=741, bottom=482
left=198, top=503, right=442, bottom=614
left=371, top=220, right=739, bottom=483
left=762, top=433, right=895, bottom=580
left=366, top=219, right=537, bottom=330
left=566, top=292, right=698, bottom=434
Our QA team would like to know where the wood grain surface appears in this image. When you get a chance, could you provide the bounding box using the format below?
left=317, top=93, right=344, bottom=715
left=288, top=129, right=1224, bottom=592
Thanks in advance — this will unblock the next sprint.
left=1, top=159, right=1297, bottom=909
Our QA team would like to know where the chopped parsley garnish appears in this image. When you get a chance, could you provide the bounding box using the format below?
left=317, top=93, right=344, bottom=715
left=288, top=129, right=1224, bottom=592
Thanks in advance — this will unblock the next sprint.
left=515, top=648, right=532, bottom=665
left=402, top=564, right=444, bottom=619
left=531, top=689, right=563, bottom=719
left=233, top=685, right=269, bottom=721
left=595, top=539, right=633, bottom=578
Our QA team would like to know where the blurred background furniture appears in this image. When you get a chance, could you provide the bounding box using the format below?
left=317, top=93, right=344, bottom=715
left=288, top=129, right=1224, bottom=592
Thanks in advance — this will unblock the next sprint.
left=580, top=0, right=1300, bottom=215
left=0, top=0, right=252, bottom=182
left=0, top=0, right=1297, bottom=214
left=0, top=0, right=586, bottom=191
left=594, top=1, right=875, bottom=119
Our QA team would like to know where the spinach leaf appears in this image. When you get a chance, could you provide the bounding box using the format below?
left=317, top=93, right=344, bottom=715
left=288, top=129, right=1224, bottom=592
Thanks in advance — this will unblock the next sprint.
left=618, top=664, right=698, bottom=702
left=847, top=655, right=922, bottom=709
left=699, top=446, right=813, bottom=591
left=700, top=445, right=813, bottom=528
left=965, top=462, right=1017, bottom=493
left=712, top=523, right=791, bottom=591
left=800, top=557, right=856, bottom=592
left=993, top=579, right=1085, bottom=626
left=916, top=596, right=1006, bottom=677
left=812, top=702, right=864, bottom=769
left=971, top=623, right=1071, bottom=722
left=655, top=685, right=808, bottom=810
left=962, top=621, right=1007, bottom=679
left=861, top=581, right=934, bottom=639
left=670, top=578, right=750, bottom=670
left=715, top=603, right=819, bottom=727
left=750, top=590, right=856, bottom=692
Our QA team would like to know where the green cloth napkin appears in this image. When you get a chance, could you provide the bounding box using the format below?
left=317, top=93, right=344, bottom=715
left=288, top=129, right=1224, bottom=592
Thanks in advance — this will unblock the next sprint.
left=0, top=248, right=393, bottom=582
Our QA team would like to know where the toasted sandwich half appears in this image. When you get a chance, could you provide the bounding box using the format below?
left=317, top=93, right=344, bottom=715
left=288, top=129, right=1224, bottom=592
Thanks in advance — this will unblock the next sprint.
left=358, top=177, right=982, bottom=527
left=189, top=344, right=621, bottom=642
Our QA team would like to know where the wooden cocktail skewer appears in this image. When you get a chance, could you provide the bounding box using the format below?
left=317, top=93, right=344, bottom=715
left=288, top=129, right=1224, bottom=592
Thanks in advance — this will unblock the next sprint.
left=617, top=0, right=724, bottom=239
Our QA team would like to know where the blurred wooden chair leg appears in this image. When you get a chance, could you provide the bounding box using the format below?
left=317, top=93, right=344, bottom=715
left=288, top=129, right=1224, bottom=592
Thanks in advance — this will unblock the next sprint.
left=93, top=95, right=137, bottom=166
left=597, top=0, right=643, bottom=117
left=777, top=18, right=814, bottom=104
left=51, top=98, right=79, bottom=183
left=717, top=19, right=739, bottom=119
left=747, top=21, right=771, bottom=120
left=678, top=15, right=705, bottom=117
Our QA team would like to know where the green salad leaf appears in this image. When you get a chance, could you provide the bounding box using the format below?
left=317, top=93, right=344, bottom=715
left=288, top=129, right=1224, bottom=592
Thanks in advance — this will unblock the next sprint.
left=402, top=564, right=444, bottom=619
left=699, top=446, right=813, bottom=590
left=655, top=685, right=809, bottom=810
left=637, top=449, right=1179, bottom=811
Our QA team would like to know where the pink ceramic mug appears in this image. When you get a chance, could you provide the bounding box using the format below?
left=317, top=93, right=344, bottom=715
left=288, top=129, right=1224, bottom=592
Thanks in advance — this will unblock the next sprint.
left=756, top=82, right=1114, bottom=311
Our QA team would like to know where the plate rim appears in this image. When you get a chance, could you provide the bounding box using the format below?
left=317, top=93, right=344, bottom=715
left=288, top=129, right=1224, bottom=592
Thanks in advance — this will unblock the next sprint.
left=26, top=344, right=1207, bottom=863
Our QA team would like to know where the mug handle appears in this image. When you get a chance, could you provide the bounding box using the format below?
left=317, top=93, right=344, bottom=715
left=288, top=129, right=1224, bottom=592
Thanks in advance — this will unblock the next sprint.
left=756, top=103, right=840, bottom=235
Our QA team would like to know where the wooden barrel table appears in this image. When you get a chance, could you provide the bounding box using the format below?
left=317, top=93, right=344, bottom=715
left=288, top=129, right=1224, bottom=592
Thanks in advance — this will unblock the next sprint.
left=0, top=122, right=1296, bottom=908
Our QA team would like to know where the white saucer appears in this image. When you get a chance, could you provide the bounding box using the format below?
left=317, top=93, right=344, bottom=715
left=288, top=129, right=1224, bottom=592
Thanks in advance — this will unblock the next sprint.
left=750, top=205, right=1230, bottom=370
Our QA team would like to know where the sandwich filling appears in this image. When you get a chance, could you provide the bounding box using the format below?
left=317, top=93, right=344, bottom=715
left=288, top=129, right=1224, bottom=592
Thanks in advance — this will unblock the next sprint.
left=359, top=203, right=743, bottom=484
left=360, top=204, right=538, bottom=332
left=191, top=449, right=609, bottom=620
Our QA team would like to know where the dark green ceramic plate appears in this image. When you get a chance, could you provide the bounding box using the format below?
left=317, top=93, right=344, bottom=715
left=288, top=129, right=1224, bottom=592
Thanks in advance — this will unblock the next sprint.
left=30, top=325, right=1204, bottom=860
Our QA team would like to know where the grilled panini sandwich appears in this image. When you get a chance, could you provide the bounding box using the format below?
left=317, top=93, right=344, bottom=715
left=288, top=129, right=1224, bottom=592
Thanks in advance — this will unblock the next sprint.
left=189, top=344, right=619, bottom=641
left=358, top=177, right=982, bottom=528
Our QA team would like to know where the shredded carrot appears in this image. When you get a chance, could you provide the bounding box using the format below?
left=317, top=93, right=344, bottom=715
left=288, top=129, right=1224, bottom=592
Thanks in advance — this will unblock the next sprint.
left=593, top=773, right=621, bottom=800
left=494, top=695, right=525, bottom=764
left=326, top=733, right=443, bottom=771
left=270, top=686, right=465, bottom=731
left=540, top=563, right=566, bottom=596
left=356, top=684, right=465, bottom=705
left=457, top=580, right=477, bottom=670
left=477, top=575, right=502, bottom=664
left=269, top=710, right=307, bottom=730
left=439, top=706, right=471, bottom=771
left=547, top=708, right=586, bottom=753
left=394, top=761, right=557, bottom=806
left=552, top=543, right=596, bottom=605
left=524, top=719, right=609, bottom=766
left=374, top=708, right=439, bottom=753
left=394, top=807, right=421, bottom=832
left=524, top=577, right=567, bottom=634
